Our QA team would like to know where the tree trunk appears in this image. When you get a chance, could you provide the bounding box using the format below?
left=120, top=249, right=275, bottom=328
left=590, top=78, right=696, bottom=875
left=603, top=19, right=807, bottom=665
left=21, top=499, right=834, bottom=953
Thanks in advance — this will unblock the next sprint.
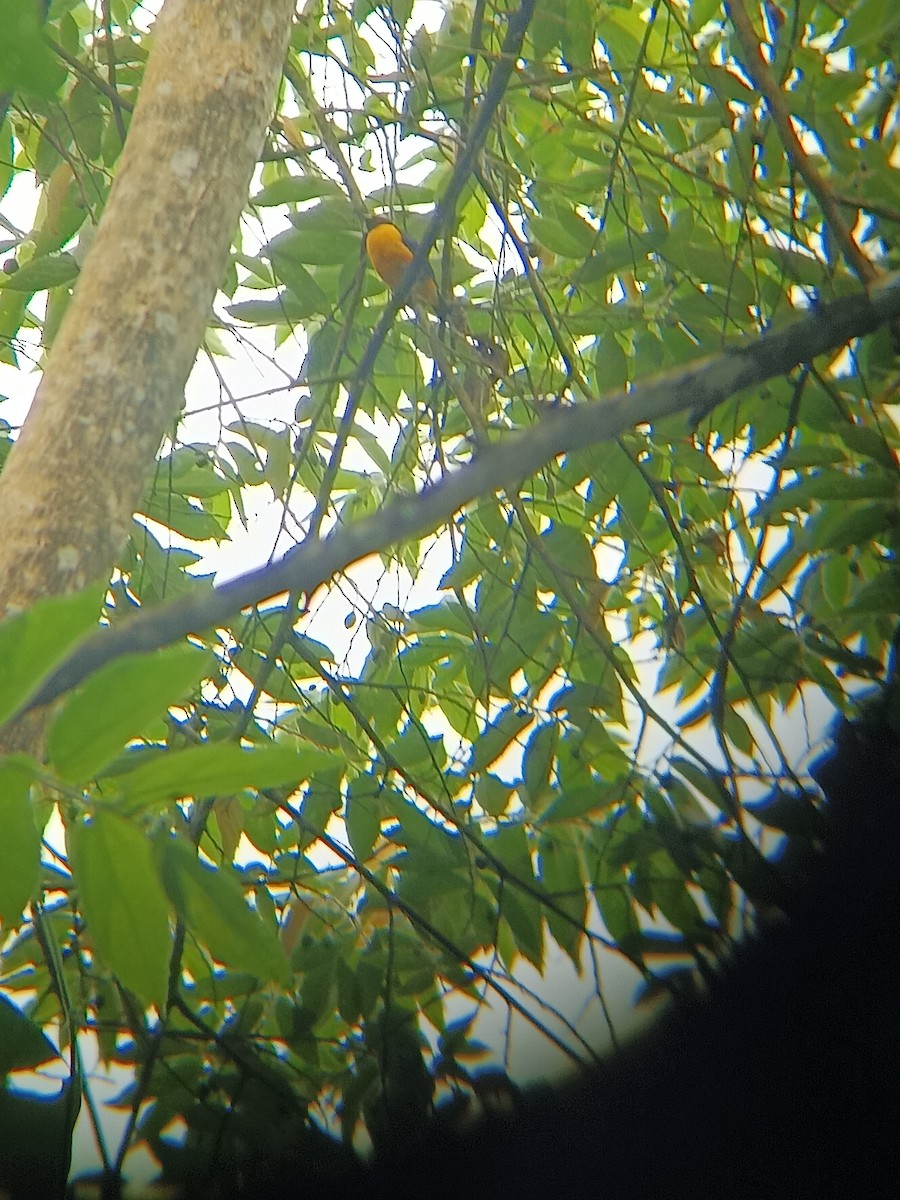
left=0, top=0, right=295, bottom=749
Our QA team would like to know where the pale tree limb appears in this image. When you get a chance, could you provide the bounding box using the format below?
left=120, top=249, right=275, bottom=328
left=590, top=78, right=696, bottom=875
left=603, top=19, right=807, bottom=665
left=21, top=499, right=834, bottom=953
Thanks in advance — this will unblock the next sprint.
left=22, top=273, right=900, bottom=715
left=0, top=0, right=296, bottom=750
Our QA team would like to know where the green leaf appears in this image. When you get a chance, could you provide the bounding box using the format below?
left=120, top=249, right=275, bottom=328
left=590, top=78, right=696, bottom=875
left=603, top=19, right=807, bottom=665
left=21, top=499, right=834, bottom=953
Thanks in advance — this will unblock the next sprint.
left=539, top=830, right=586, bottom=966
left=266, top=222, right=357, bottom=268
left=251, top=175, right=344, bottom=206
left=594, top=331, right=629, bottom=391
left=470, top=706, right=533, bottom=773
left=0, top=587, right=101, bottom=728
left=839, top=423, right=897, bottom=470
left=157, top=836, right=289, bottom=984
left=668, top=758, right=738, bottom=819
left=47, top=644, right=213, bottom=784
left=225, top=291, right=328, bottom=324
left=0, top=252, right=78, bottom=293
left=766, top=469, right=897, bottom=515
left=645, top=851, right=705, bottom=937
left=141, top=492, right=229, bottom=541
left=0, top=756, right=42, bottom=929
left=848, top=572, right=900, bottom=615
left=346, top=777, right=382, bottom=860
left=474, top=773, right=511, bottom=817
left=67, top=810, right=172, bottom=1009
left=522, top=722, right=557, bottom=814
left=0, top=993, right=58, bottom=1075
left=68, top=78, right=104, bottom=160
left=395, top=800, right=465, bottom=869
left=595, top=881, right=641, bottom=955
left=530, top=209, right=596, bottom=259
left=117, top=743, right=327, bottom=814
left=499, top=888, right=544, bottom=970
left=812, top=502, right=898, bottom=552
left=0, top=0, right=65, bottom=99
left=542, top=778, right=613, bottom=822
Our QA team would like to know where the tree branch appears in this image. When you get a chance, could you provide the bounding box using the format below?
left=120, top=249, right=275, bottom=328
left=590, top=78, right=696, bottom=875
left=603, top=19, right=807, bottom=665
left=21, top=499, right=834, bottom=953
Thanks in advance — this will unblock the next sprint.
left=18, top=274, right=900, bottom=716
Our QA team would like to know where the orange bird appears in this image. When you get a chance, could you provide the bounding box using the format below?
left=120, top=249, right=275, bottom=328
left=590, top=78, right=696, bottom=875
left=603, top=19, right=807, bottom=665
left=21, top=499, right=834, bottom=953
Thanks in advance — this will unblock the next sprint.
left=364, top=215, right=441, bottom=311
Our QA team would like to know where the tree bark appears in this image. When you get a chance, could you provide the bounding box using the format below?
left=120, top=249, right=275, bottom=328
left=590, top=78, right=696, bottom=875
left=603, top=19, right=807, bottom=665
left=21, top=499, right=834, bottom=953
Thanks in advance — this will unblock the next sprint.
left=0, top=0, right=295, bottom=750
left=0, top=0, right=294, bottom=616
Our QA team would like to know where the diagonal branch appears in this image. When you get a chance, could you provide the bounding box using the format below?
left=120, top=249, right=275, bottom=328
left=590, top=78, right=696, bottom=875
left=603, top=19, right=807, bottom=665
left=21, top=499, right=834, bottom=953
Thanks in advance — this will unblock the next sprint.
left=727, top=0, right=877, bottom=286
left=19, top=273, right=900, bottom=714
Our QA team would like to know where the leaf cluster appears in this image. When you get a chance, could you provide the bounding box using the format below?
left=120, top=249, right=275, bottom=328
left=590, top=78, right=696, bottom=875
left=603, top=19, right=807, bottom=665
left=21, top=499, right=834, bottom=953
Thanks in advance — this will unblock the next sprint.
left=1, top=0, right=899, bottom=1188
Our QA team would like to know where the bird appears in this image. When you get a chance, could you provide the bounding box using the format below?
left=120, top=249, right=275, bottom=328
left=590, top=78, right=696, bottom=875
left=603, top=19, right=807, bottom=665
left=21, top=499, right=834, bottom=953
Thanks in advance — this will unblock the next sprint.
left=364, top=215, right=442, bottom=312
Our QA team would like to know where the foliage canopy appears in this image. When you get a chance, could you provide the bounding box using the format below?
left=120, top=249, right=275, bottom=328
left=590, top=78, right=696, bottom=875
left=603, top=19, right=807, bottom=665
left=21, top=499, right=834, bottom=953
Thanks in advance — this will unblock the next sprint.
left=0, top=0, right=898, bottom=1190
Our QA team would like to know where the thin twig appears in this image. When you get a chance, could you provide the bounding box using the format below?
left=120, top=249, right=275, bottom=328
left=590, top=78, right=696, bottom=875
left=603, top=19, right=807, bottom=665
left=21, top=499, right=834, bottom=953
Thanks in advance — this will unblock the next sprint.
left=727, top=0, right=878, bottom=286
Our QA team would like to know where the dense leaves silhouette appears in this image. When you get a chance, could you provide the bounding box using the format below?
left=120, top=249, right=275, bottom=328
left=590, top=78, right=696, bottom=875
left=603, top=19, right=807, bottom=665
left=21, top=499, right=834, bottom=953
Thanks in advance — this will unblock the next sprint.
left=220, top=695, right=900, bottom=1200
